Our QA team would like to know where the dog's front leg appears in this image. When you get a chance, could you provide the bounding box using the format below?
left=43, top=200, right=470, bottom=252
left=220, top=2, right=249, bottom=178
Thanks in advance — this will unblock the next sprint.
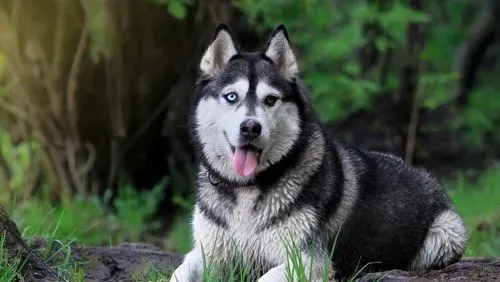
left=169, top=247, right=204, bottom=282
left=258, top=250, right=330, bottom=282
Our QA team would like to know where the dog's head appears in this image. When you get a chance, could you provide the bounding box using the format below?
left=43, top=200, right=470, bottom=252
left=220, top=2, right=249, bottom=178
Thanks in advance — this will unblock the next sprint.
left=192, top=24, right=309, bottom=183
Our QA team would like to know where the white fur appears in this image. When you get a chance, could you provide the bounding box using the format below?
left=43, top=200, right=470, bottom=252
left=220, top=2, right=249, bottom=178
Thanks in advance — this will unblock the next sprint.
left=200, top=28, right=237, bottom=76
left=328, top=147, right=361, bottom=234
left=255, top=81, right=282, bottom=100
left=368, top=151, right=404, bottom=162
left=221, top=79, right=250, bottom=100
left=171, top=127, right=328, bottom=282
left=194, top=79, right=251, bottom=183
left=169, top=246, right=204, bottom=282
left=409, top=209, right=468, bottom=270
left=219, top=79, right=258, bottom=148
left=264, top=30, right=299, bottom=79
left=195, top=79, right=301, bottom=183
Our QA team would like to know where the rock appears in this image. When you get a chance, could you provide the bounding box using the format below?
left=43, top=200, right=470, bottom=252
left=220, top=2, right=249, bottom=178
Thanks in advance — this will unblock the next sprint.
left=69, top=244, right=183, bottom=281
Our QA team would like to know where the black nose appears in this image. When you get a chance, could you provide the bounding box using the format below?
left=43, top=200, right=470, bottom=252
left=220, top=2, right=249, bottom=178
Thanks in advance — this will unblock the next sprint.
left=240, top=119, right=262, bottom=139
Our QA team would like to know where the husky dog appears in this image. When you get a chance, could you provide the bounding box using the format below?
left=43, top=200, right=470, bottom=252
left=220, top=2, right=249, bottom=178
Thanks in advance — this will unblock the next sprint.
left=169, top=24, right=468, bottom=282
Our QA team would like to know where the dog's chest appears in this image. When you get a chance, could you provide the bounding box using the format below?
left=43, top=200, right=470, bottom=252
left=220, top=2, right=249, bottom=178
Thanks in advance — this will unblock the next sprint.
left=229, top=188, right=263, bottom=234
left=193, top=186, right=294, bottom=266
left=223, top=189, right=285, bottom=262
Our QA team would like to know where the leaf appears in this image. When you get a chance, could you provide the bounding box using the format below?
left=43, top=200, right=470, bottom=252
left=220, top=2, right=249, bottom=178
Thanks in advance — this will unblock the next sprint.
left=168, top=0, right=187, bottom=20
left=375, top=38, right=389, bottom=52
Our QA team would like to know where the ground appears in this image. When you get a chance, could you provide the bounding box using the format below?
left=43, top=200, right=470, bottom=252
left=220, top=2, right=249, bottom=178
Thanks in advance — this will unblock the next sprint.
left=35, top=243, right=500, bottom=281
left=19, top=238, right=500, bottom=281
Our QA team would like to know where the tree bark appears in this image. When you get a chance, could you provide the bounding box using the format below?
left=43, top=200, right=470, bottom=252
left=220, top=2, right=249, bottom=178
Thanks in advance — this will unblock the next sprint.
left=396, top=0, right=427, bottom=163
left=0, top=205, right=59, bottom=281
left=0, top=0, right=249, bottom=228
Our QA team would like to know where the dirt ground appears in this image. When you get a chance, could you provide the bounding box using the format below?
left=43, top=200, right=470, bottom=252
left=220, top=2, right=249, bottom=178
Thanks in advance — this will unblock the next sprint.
left=29, top=238, right=500, bottom=281
left=358, top=257, right=500, bottom=282
left=3, top=203, right=500, bottom=281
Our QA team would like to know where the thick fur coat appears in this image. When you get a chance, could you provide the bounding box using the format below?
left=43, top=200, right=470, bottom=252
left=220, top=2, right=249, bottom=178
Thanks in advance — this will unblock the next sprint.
left=169, top=24, right=468, bottom=282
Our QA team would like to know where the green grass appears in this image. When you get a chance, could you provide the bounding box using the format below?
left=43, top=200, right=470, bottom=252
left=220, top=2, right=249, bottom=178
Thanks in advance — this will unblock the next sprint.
left=8, top=177, right=167, bottom=247
left=0, top=167, right=498, bottom=282
left=0, top=213, right=87, bottom=282
left=0, top=235, right=22, bottom=281
left=163, top=227, right=373, bottom=282
left=447, top=166, right=500, bottom=257
left=161, top=166, right=500, bottom=281
left=0, top=177, right=168, bottom=282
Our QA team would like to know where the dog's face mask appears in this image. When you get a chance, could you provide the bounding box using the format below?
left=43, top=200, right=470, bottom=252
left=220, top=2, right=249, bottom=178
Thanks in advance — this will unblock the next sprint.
left=193, top=24, right=304, bottom=182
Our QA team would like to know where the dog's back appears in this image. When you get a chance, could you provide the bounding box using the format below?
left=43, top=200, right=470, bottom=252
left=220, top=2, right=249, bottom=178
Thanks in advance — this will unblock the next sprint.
left=327, top=144, right=467, bottom=278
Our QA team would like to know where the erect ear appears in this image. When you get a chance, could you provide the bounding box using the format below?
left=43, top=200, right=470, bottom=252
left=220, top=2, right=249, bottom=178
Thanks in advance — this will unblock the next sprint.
left=199, top=23, right=238, bottom=76
left=264, top=24, right=299, bottom=79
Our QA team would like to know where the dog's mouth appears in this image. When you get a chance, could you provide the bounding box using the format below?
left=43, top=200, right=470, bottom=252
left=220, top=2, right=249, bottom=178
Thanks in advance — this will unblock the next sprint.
left=231, top=144, right=262, bottom=177
left=224, top=132, right=262, bottom=177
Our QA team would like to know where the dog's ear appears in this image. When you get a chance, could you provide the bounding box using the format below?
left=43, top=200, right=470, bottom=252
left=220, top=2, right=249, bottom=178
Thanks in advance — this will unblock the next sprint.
left=264, top=24, right=299, bottom=79
left=200, top=24, right=238, bottom=76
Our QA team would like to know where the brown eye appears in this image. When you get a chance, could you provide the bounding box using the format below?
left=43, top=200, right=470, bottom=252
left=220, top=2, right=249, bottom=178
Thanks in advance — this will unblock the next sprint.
left=264, top=95, right=279, bottom=107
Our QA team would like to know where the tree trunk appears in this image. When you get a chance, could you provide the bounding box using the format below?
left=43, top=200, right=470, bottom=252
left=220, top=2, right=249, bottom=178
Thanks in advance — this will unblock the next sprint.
left=395, top=0, right=427, bottom=163
left=0, top=205, right=59, bottom=281
left=0, top=0, right=252, bottom=227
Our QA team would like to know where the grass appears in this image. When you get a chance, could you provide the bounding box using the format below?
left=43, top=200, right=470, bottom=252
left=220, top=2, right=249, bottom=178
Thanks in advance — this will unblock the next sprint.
left=0, top=176, right=168, bottom=282
left=0, top=213, right=87, bottom=282
left=448, top=166, right=500, bottom=257
left=0, top=235, right=22, bottom=281
left=156, top=236, right=364, bottom=282
left=7, top=177, right=167, bottom=247
left=161, top=165, right=500, bottom=281
left=0, top=166, right=498, bottom=281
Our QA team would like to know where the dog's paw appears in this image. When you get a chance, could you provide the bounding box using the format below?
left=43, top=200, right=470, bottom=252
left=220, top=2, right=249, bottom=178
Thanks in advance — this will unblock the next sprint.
left=169, top=263, right=201, bottom=282
left=257, top=274, right=288, bottom=282
left=257, top=264, right=288, bottom=282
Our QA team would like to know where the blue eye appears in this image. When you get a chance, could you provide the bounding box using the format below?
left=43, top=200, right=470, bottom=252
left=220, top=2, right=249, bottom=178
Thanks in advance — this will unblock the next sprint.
left=223, top=92, right=239, bottom=104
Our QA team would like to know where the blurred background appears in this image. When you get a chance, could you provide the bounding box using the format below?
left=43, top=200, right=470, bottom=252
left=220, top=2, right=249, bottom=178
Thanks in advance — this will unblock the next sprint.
left=0, top=0, right=498, bottom=260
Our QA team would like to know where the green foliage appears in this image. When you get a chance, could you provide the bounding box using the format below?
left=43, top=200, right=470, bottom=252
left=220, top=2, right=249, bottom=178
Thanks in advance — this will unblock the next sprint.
left=1, top=1, right=500, bottom=280
left=462, top=81, right=500, bottom=148
left=419, top=72, right=460, bottom=110
left=236, top=0, right=430, bottom=122
left=448, top=166, right=500, bottom=257
left=112, top=177, right=168, bottom=240
left=0, top=126, right=40, bottom=210
left=11, top=178, right=167, bottom=246
left=165, top=212, right=193, bottom=253
left=150, top=0, right=193, bottom=20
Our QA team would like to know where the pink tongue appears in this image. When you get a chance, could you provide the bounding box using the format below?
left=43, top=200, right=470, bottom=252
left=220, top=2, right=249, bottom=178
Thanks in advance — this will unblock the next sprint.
left=232, top=147, right=258, bottom=177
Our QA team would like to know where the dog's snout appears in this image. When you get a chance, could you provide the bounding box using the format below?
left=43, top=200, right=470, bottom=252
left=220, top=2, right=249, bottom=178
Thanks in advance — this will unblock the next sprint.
left=240, top=119, right=262, bottom=139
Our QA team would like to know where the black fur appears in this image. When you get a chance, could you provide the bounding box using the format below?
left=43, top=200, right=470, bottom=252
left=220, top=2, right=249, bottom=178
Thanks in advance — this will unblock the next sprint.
left=187, top=24, right=466, bottom=280
left=329, top=145, right=452, bottom=278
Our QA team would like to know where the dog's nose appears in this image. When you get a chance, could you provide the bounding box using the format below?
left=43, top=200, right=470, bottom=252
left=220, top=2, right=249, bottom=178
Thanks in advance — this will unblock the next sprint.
left=240, top=119, right=262, bottom=139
